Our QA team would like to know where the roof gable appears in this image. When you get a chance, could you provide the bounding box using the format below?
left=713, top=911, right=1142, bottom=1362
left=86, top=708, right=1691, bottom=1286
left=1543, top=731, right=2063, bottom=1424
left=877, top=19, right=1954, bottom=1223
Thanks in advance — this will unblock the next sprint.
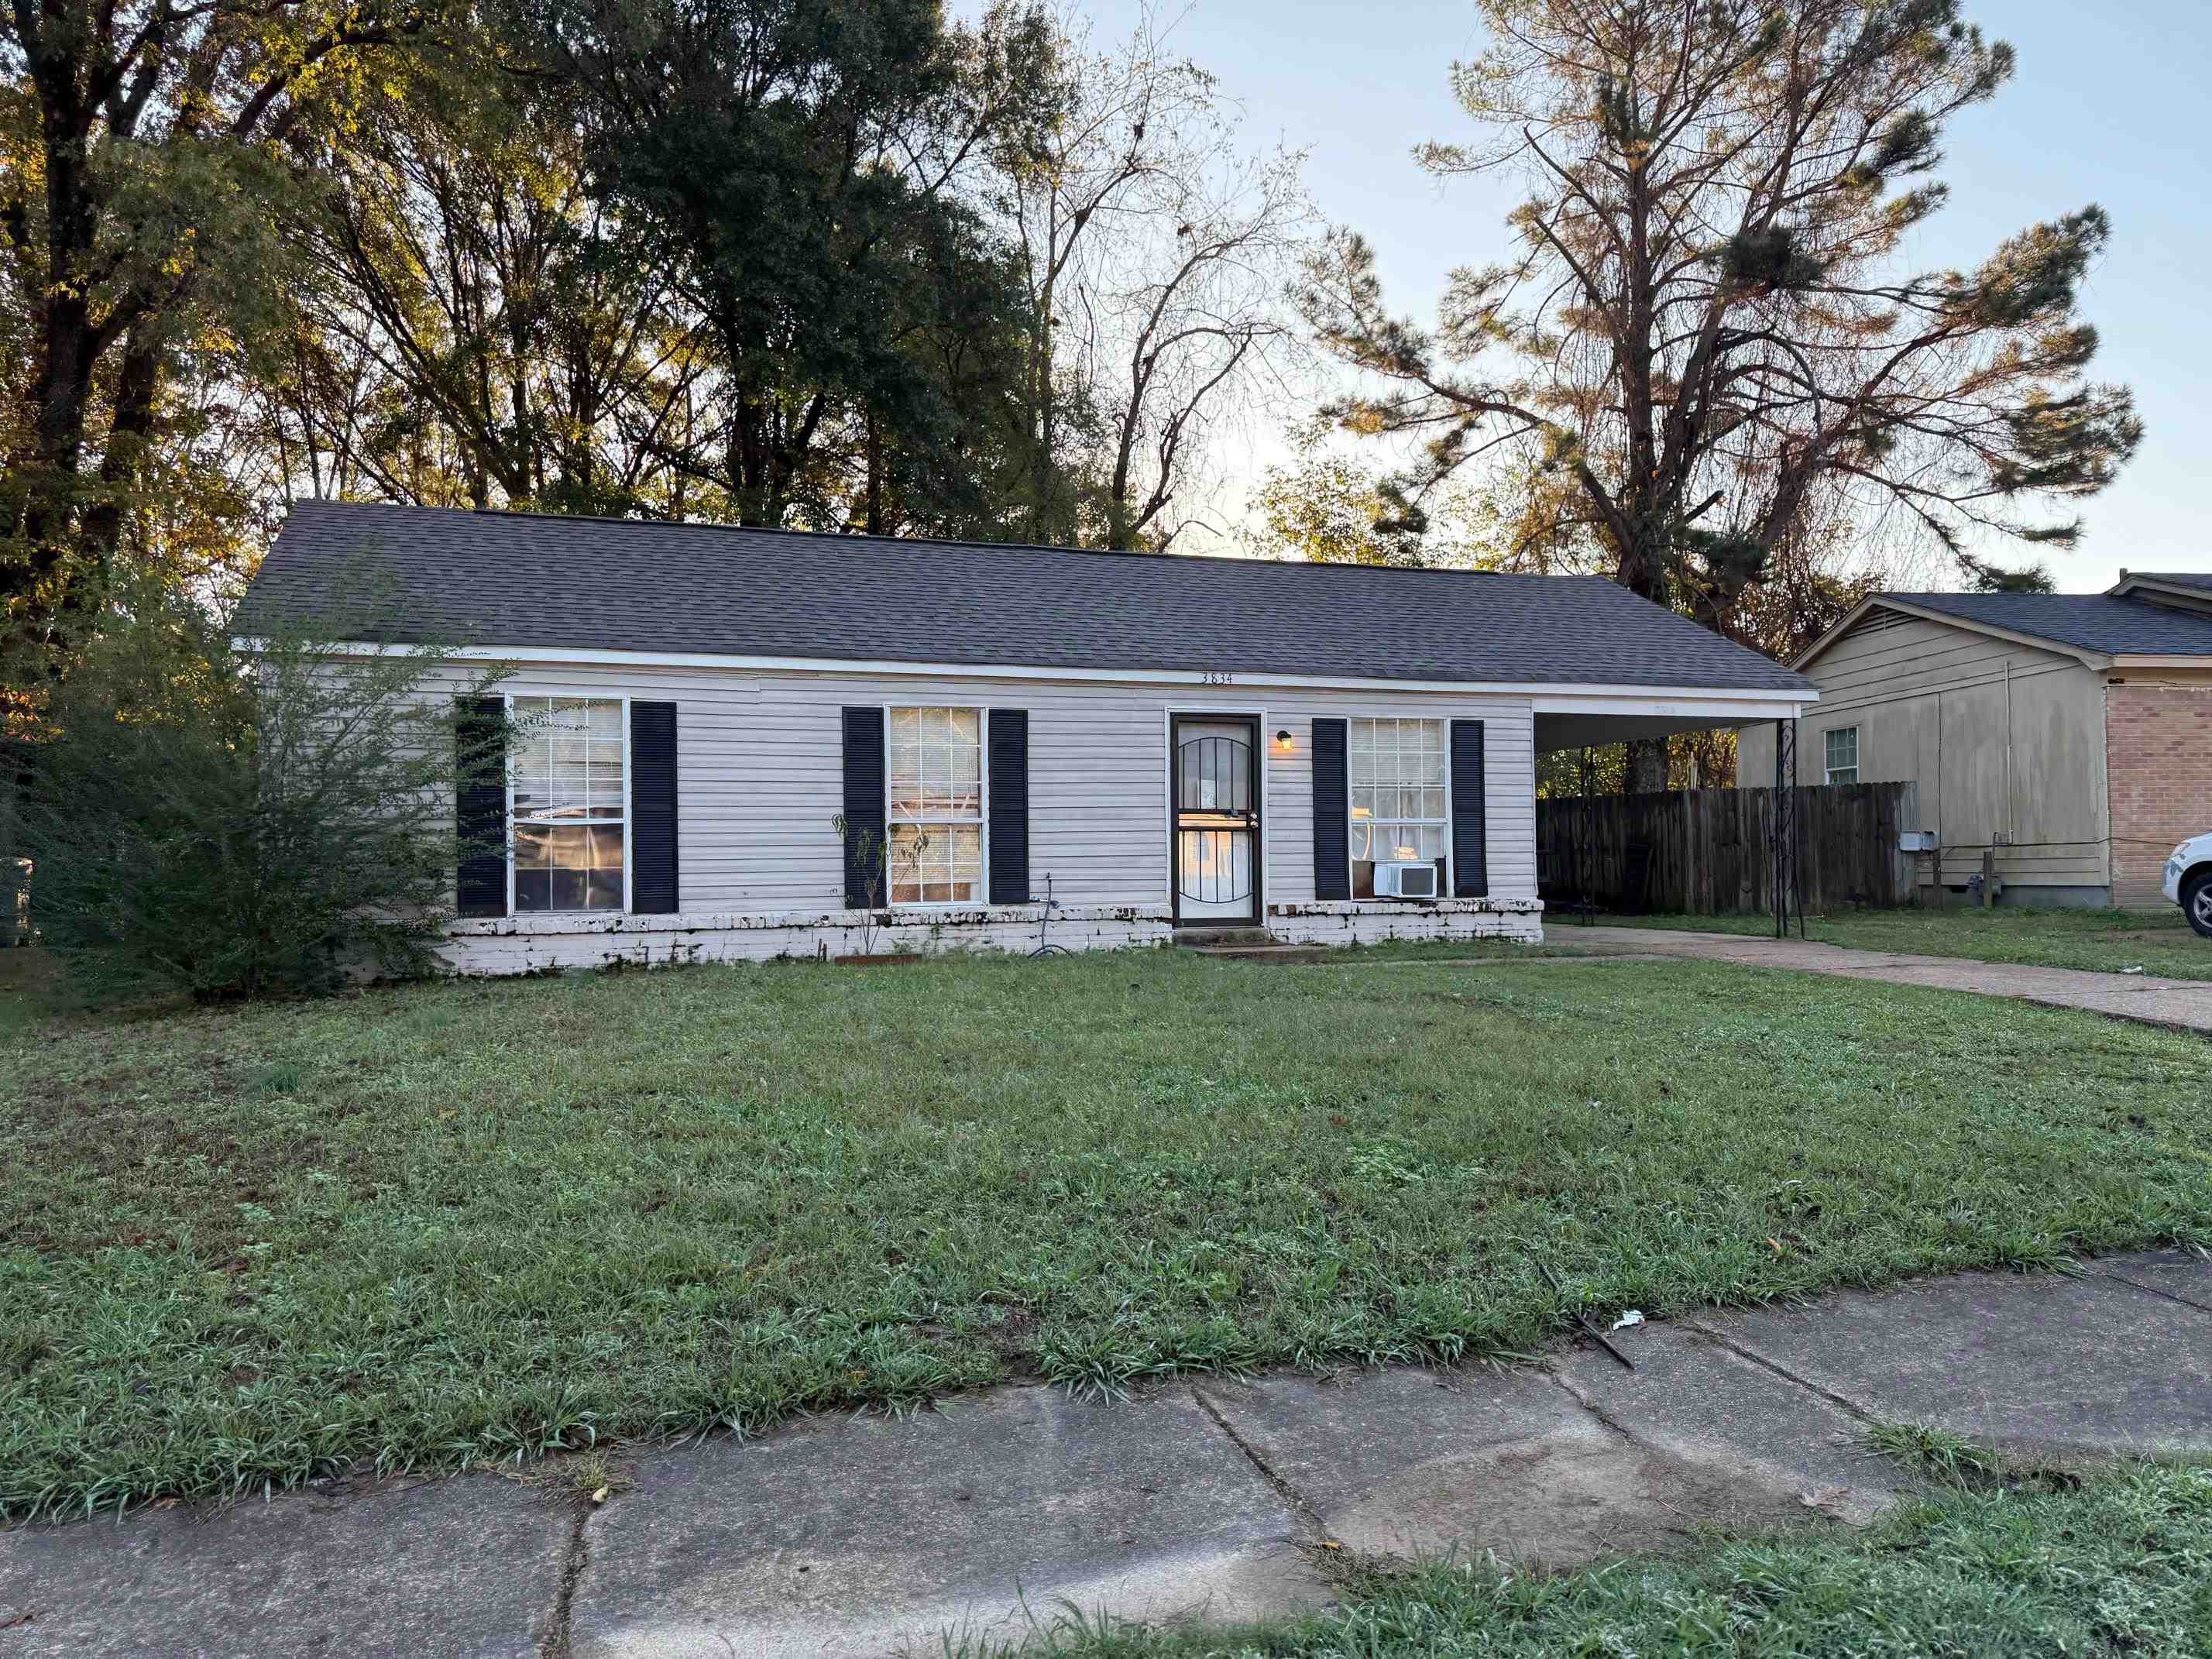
left=235, top=501, right=1812, bottom=693
left=2108, top=572, right=2212, bottom=617
left=1797, top=589, right=2212, bottom=669
left=2114, top=571, right=2212, bottom=594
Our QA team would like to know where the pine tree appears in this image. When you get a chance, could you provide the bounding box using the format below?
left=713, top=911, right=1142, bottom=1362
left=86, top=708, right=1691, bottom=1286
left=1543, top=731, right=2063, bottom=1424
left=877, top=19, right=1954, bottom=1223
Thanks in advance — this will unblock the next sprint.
left=1299, top=0, right=2138, bottom=789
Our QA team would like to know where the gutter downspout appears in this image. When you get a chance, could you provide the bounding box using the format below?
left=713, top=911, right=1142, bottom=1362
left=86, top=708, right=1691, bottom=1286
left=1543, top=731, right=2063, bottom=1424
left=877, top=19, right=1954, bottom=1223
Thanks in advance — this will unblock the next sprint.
left=2004, top=659, right=2015, bottom=850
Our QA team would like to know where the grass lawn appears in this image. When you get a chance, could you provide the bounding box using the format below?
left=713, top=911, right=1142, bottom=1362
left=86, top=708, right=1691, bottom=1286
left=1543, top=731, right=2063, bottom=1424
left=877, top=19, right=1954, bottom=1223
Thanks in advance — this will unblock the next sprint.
left=5, top=949, right=2210, bottom=1521
left=948, top=1458, right=2212, bottom=1657
left=1593, top=904, right=2212, bottom=979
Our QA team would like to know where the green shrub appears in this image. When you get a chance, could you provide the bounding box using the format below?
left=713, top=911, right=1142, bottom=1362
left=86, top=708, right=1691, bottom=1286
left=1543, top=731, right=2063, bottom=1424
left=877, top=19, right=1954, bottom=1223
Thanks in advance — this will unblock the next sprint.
left=2, top=593, right=506, bottom=1002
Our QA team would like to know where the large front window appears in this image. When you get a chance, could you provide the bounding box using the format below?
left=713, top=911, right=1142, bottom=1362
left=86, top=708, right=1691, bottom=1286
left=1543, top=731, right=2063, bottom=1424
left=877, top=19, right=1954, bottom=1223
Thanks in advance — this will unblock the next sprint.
left=1350, top=717, right=1446, bottom=899
left=888, top=706, right=983, bottom=904
left=511, top=696, right=626, bottom=912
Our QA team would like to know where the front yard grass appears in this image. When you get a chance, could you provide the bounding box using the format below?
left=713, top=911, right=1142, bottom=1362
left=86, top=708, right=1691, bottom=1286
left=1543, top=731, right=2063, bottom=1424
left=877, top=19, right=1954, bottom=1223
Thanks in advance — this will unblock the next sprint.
left=1594, top=903, right=2212, bottom=979
left=5, top=949, right=2210, bottom=1521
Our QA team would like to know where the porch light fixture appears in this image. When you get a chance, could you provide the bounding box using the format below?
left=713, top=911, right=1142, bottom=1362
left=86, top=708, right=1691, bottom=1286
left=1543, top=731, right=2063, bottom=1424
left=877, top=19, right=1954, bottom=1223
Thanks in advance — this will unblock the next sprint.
left=1273, top=729, right=1293, bottom=752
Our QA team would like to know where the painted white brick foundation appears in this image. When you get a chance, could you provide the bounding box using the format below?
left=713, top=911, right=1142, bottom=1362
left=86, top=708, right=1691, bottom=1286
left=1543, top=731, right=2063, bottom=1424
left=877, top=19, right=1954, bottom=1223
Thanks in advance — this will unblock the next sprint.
left=439, top=898, right=1545, bottom=974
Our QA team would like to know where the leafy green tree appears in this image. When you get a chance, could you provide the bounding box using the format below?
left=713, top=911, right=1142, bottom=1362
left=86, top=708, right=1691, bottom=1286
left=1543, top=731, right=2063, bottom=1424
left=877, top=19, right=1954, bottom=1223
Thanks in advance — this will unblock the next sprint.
left=1, top=0, right=429, bottom=667
left=251, top=34, right=722, bottom=518
left=520, top=0, right=1057, bottom=529
left=1249, top=450, right=1433, bottom=566
left=816, top=215, right=1043, bottom=538
left=1300, top=0, right=2139, bottom=788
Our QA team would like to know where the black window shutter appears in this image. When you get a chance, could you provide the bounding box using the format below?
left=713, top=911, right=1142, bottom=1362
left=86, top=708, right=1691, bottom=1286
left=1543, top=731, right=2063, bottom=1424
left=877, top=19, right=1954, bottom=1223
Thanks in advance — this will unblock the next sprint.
left=630, top=702, right=679, bottom=914
left=455, top=696, right=508, bottom=919
left=840, top=706, right=888, bottom=908
left=1311, top=717, right=1350, bottom=901
left=1450, top=719, right=1489, bottom=897
left=988, top=709, right=1030, bottom=905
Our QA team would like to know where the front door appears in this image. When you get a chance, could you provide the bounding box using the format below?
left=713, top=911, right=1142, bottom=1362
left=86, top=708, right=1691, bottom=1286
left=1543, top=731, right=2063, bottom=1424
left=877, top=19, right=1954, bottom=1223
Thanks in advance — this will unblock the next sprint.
left=1171, top=715, right=1261, bottom=923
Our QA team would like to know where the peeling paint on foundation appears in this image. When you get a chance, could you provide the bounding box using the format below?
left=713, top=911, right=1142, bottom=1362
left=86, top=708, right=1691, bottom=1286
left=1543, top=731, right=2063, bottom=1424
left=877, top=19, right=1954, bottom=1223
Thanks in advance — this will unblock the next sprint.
left=1268, top=898, right=1544, bottom=950
left=439, top=902, right=1180, bottom=974
left=437, top=897, right=1545, bottom=975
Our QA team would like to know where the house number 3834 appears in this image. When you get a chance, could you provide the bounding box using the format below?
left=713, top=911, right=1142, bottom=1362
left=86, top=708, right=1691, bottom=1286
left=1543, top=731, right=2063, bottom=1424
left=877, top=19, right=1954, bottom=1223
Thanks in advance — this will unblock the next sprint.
left=1198, top=670, right=1235, bottom=685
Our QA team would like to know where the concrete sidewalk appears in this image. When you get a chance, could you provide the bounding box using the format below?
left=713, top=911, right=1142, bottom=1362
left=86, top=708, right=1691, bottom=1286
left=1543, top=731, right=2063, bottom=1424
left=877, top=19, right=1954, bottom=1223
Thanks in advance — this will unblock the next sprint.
left=4, top=1251, right=2208, bottom=1658
left=1540, top=926, right=2212, bottom=1034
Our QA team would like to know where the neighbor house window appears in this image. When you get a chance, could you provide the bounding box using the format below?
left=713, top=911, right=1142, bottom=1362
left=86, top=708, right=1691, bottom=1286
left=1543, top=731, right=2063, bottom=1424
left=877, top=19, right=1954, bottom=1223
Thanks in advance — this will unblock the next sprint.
left=1349, top=717, right=1447, bottom=898
left=1824, top=726, right=1860, bottom=785
left=510, top=696, right=626, bottom=912
left=888, top=706, right=983, bottom=904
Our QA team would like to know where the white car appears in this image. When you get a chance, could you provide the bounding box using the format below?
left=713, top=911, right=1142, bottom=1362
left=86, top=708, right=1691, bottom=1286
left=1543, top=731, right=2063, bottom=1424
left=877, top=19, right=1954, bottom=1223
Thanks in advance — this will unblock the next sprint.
left=2166, top=834, right=2212, bottom=939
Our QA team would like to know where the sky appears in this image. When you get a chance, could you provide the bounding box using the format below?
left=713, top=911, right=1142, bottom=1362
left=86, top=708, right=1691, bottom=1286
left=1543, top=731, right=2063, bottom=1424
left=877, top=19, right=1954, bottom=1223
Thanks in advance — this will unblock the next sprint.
left=1079, top=0, right=2211, bottom=591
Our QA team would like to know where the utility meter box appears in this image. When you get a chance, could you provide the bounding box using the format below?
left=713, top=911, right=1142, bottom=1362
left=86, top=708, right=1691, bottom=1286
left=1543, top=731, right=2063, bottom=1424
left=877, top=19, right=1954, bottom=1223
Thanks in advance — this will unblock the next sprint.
left=1898, top=830, right=1938, bottom=854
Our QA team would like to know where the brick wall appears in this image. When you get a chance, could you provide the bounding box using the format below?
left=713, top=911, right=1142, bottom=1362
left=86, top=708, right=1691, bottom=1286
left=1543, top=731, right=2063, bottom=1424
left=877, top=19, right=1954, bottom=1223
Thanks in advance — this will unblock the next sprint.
left=2107, top=682, right=2212, bottom=906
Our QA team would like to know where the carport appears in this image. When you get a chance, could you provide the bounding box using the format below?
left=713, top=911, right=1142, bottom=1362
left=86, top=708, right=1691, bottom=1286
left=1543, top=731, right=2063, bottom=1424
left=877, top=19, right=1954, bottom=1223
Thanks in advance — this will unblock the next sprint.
left=1534, top=693, right=1815, bottom=933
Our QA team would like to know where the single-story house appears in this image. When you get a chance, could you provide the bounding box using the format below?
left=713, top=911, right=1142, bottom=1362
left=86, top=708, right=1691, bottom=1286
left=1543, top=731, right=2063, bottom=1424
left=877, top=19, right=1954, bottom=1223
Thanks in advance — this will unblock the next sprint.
left=1740, top=572, right=2212, bottom=908
left=236, top=502, right=1815, bottom=972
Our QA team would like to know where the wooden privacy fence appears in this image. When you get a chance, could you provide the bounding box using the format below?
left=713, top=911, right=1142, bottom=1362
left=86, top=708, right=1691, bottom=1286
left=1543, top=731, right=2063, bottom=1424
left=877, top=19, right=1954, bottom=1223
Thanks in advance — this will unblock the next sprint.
left=1537, top=782, right=1921, bottom=915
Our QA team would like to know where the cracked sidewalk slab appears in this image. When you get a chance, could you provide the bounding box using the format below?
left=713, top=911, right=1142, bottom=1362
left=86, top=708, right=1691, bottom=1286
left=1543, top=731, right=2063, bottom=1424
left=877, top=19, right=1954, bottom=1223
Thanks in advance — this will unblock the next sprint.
left=565, top=1382, right=1327, bottom=1659
left=0, top=1473, right=574, bottom=1658
left=2094, top=1246, right=2212, bottom=1314
left=1195, top=1361, right=1849, bottom=1571
left=5, top=1252, right=2210, bottom=1657
left=1551, top=1322, right=1911, bottom=1527
left=1695, top=1259, right=2212, bottom=1458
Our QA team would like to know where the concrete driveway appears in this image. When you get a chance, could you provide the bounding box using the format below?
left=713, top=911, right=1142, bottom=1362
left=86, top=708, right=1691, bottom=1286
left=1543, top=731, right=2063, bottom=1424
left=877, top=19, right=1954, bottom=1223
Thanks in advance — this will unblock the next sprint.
left=1541, top=925, right=2212, bottom=1034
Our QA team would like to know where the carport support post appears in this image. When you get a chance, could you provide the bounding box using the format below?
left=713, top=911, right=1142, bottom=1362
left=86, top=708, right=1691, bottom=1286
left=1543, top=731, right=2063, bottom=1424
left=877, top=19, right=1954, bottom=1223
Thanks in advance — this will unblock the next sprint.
left=1773, top=718, right=1803, bottom=939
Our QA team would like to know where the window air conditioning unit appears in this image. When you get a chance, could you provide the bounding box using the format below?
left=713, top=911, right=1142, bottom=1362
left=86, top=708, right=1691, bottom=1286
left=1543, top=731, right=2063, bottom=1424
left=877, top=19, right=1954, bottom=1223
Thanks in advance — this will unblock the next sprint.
left=1375, top=860, right=1439, bottom=898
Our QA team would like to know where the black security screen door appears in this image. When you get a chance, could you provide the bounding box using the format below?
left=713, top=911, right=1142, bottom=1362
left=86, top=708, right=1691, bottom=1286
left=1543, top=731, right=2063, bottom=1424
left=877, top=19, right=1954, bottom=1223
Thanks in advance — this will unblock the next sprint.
left=1172, top=715, right=1261, bottom=923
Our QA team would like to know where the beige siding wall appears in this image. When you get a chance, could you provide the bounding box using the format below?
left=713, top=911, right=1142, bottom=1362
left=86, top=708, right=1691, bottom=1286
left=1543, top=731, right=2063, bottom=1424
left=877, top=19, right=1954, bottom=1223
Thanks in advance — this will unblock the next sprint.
left=1739, top=611, right=2111, bottom=895
left=435, top=658, right=1541, bottom=967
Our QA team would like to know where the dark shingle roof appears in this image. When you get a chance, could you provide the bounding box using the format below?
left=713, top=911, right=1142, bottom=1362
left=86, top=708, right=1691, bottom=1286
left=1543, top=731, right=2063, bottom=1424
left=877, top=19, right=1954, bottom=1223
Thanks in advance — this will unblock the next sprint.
left=235, top=501, right=1810, bottom=692
left=1876, top=590, right=2212, bottom=657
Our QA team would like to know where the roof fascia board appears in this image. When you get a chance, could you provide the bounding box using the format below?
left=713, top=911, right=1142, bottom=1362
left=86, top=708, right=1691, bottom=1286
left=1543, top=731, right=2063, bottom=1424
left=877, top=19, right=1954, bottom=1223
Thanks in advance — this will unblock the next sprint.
left=2110, top=654, right=2212, bottom=668
left=1527, top=691, right=1816, bottom=719
left=1795, top=596, right=2108, bottom=671
left=233, top=637, right=1809, bottom=703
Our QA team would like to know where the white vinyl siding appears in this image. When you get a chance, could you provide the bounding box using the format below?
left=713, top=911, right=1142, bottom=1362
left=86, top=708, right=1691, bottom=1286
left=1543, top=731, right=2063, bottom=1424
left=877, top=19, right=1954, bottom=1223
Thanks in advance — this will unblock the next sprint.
left=431, top=665, right=1539, bottom=915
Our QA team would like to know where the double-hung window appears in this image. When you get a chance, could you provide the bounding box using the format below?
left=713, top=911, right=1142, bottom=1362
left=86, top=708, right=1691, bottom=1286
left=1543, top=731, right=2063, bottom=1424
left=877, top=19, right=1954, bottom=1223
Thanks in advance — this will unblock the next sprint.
left=1823, top=726, right=1860, bottom=785
left=1349, top=717, right=1447, bottom=898
left=510, top=695, right=627, bottom=912
left=887, top=706, right=984, bottom=904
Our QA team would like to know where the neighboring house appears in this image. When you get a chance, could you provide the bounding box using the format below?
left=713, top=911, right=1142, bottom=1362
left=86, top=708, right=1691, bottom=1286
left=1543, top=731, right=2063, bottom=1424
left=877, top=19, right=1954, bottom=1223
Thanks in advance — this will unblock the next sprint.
left=1740, top=572, right=2212, bottom=908
left=235, top=502, right=1814, bottom=972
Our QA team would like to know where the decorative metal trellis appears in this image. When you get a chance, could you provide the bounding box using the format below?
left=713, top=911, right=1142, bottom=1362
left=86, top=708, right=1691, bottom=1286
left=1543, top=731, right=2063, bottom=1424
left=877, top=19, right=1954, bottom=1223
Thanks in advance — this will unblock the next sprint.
left=1772, top=717, right=1805, bottom=938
